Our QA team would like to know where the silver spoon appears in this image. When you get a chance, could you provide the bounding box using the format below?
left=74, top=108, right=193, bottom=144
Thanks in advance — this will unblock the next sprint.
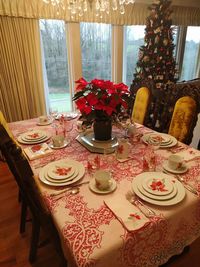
left=54, top=187, right=80, bottom=201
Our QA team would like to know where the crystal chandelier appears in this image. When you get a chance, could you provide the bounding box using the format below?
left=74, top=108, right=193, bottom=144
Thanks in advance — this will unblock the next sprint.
left=43, top=0, right=135, bottom=18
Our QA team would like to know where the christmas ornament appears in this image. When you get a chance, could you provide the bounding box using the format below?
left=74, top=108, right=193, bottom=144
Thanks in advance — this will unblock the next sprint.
left=143, top=56, right=150, bottom=62
left=155, top=36, right=159, bottom=44
left=163, top=38, right=168, bottom=46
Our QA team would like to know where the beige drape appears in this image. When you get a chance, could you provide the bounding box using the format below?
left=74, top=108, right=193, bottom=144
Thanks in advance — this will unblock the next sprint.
left=0, top=16, right=46, bottom=122
left=0, top=0, right=200, bottom=26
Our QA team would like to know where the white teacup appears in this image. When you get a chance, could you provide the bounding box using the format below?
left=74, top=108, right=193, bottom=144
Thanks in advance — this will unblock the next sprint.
left=39, top=115, right=49, bottom=124
left=52, top=135, right=65, bottom=147
left=168, top=154, right=184, bottom=170
left=94, top=169, right=112, bottom=191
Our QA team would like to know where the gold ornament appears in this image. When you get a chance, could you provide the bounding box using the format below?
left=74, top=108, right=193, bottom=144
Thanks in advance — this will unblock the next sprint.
left=163, top=38, right=168, bottom=46
left=143, top=56, right=150, bottom=62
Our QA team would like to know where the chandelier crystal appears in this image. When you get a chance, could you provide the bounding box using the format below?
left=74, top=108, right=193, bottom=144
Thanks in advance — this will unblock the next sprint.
left=43, top=0, right=135, bottom=18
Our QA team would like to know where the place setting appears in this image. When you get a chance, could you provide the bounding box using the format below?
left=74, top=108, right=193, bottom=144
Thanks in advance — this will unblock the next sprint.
left=162, top=154, right=188, bottom=174
left=142, top=132, right=177, bottom=148
left=38, top=158, right=85, bottom=187
left=89, top=169, right=117, bottom=194
left=132, top=171, right=186, bottom=206
left=17, top=129, right=51, bottom=144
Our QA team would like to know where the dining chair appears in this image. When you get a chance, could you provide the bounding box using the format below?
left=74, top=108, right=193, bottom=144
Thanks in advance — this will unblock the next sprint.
left=131, top=87, right=150, bottom=125
left=0, top=110, right=15, bottom=139
left=168, top=96, right=197, bottom=144
left=1, top=126, right=67, bottom=266
left=0, top=124, right=28, bottom=234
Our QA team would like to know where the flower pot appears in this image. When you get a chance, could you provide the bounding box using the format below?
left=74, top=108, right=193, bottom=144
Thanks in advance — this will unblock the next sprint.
left=93, top=119, right=112, bottom=141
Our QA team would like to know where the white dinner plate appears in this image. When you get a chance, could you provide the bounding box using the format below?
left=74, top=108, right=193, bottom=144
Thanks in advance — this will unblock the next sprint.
left=163, top=161, right=188, bottom=174
left=142, top=176, right=174, bottom=196
left=21, top=130, right=47, bottom=140
left=89, top=178, right=117, bottom=194
left=137, top=178, right=178, bottom=201
left=132, top=172, right=185, bottom=206
left=142, top=133, right=177, bottom=148
left=39, top=159, right=85, bottom=187
left=47, top=163, right=75, bottom=180
left=45, top=168, right=79, bottom=183
left=17, top=133, right=51, bottom=144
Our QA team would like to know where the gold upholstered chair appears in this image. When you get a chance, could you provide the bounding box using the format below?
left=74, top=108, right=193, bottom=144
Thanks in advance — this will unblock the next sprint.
left=131, top=87, right=150, bottom=125
left=168, top=96, right=197, bottom=144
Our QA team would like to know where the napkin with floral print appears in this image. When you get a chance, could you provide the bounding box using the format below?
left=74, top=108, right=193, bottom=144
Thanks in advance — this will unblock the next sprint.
left=24, top=143, right=53, bottom=160
left=104, top=196, right=150, bottom=232
left=175, top=149, right=200, bottom=162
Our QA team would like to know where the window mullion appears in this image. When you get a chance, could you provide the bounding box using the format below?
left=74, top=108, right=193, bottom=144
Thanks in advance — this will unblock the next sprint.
left=112, top=25, right=123, bottom=83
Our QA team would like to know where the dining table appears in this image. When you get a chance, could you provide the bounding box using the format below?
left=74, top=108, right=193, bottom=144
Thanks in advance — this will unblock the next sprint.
left=9, top=117, right=200, bottom=267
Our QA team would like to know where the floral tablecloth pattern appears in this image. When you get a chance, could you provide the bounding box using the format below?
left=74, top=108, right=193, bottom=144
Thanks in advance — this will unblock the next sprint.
left=10, top=118, right=200, bottom=267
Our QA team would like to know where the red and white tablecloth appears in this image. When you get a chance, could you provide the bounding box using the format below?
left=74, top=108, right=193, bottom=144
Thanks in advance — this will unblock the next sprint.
left=9, top=118, right=200, bottom=267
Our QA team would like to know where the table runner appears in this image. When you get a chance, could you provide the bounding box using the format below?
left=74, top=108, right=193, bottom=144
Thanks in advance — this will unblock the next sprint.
left=9, top=118, right=200, bottom=267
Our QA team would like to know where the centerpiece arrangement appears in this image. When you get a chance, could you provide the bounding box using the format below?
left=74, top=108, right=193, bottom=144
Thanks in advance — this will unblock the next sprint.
left=73, top=78, right=130, bottom=141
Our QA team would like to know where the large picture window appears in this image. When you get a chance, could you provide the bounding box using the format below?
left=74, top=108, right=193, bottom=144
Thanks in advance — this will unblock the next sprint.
left=80, top=22, right=112, bottom=81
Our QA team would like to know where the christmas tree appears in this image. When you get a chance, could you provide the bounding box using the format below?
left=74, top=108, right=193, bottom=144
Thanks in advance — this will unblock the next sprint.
left=133, top=0, right=177, bottom=90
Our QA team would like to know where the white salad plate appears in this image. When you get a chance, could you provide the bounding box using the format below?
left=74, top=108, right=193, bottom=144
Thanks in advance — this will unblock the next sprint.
left=45, top=168, right=79, bottom=183
left=47, top=163, right=75, bottom=180
left=163, top=161, right=188, bottom=174
left=142, top=176, right=174, bottom=196
left=89, top=178, right=117, bottom=194
left=21, top=130, right=47, bottom=140
left=137, top=179, right=178, bottom=201
left=39, top=159, right=85, bottom=186
left=132, top=172, right=185, bottom=206
left=18, top=133, right=51, bottom=144
left=142, top=133, right=177, bottom=148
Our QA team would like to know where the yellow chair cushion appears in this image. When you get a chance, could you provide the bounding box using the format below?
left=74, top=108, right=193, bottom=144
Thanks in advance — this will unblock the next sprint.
left=0, top=111, right=15, bottom=139
left=168, top=96, right=197, bottom=142
left=131, top=87, right=150, bottom=124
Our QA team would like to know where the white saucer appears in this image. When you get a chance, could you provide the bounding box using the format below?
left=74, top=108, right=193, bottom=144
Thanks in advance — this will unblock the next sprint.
left=49, top=140, right=70, bottom=149
left=163, top=161, right=188, bottom=174
left=89, top=178, right=117, bottom=194
left=37, top=119, right=53, bottom=126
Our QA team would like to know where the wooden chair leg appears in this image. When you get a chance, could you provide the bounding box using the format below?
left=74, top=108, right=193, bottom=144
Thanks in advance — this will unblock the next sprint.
left=29, top=218, right=40, bottom=263
left=20, top=199, right=27, bottom=234
left=18, top=189, right=21, bottom=203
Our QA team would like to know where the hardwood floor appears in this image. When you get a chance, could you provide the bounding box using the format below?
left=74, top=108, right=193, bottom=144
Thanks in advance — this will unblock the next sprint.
left=0, top=160, right=200, bottom=267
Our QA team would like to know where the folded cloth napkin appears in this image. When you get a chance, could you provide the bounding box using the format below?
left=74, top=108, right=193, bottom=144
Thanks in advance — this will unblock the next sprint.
left=175, top=148, right=200, bottom=162
left=24, top=143, right=53, bottom=160
left=104, top=196, right=150, bottom=232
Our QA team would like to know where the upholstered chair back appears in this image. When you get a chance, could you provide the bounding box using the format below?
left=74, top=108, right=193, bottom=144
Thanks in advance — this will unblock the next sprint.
left=131, top=87, right=150, bottom=124
left=0, top=111, right=15, bottom=140
left=168, top=96, right=197, bottom=144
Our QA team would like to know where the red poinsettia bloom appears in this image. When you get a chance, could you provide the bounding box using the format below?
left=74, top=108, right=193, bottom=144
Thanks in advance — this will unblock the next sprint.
left=72, top=77, right=130, bottom=123
left=75, top=78, right=88, bottom=91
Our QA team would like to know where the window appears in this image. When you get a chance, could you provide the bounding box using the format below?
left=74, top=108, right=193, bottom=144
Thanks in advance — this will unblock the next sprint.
left=40, top=20, right=71, bottom=112
left=80, top=23, right=112, bottom=81
left=123, top=26, right=145, bottom=86
left=180, top=26, right=200, bottom=81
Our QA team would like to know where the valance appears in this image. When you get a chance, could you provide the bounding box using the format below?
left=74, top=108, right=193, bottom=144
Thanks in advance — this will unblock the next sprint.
left=0, top=0, right=200, bottom=26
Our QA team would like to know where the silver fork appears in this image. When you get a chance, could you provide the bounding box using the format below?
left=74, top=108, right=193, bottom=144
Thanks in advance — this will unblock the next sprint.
left=126, top=190, right=156, bottom=218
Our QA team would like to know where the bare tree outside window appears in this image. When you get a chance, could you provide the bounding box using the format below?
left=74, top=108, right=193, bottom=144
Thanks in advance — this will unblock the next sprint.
left=40, top=20, right=71, bottom=112
left=80, top=23, right=111, bottom=81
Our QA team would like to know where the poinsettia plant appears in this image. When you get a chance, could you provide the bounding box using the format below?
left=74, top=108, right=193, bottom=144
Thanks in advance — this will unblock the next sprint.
left=72, top=78, right=130, bottom=124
